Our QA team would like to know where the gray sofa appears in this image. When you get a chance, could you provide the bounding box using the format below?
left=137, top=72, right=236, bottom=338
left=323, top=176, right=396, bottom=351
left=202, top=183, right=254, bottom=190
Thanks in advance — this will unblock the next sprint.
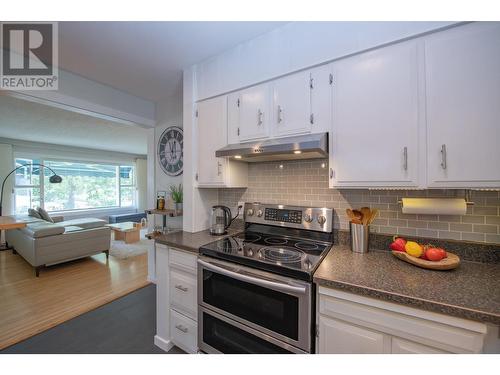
left=6, top=215, right=111, bottom=277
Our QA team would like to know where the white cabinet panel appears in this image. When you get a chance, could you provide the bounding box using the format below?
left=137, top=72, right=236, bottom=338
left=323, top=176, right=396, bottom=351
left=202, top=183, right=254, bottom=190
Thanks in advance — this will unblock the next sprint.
left=197, top=96, right=226, bottom=186
left=330, top=40, right=422, bottom=188
left=425, top=22, right=500, bottom=188
left=392, top=337, right=449, bottom=354
left=272, top=70, right=311, bottom=137
left=197, top=96, right=248, bottom=187
left=227, top=91, right=240, bottom=145
left=238, top=82, right=271, bottom=141
left=318, top=315, right=386, bottom=354
left=310, top=63, right=333, bottom=134
left=170, top=309, right=197, bottom=354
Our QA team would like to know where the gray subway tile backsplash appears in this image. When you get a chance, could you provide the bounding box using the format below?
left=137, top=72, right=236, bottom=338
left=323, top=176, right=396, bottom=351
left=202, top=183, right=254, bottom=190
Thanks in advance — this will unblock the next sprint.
left=218, top=159, right=500, bottom=244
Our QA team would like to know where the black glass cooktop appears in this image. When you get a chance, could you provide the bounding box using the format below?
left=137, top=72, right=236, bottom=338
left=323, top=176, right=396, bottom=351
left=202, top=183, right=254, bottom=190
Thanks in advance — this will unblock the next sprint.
left=199, top=230, right=332, bottom=281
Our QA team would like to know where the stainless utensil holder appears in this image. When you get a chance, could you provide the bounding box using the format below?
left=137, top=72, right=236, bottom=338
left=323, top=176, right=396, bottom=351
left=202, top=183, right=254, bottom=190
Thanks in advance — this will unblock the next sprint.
left=350, top=222, right=369, bottom=253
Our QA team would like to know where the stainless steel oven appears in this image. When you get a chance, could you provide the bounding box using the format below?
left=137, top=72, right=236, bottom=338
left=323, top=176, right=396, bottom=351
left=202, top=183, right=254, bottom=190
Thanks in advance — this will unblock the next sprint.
left=197, top=256, right=312, bottom=353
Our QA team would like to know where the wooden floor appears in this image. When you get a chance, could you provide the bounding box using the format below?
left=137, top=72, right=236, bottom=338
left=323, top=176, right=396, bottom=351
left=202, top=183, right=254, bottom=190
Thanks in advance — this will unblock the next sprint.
left=0, top=249, right=150, bottom=350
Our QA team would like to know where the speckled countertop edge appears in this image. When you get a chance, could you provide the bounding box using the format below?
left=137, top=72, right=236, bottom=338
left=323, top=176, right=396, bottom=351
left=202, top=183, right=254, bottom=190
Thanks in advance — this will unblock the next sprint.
left=314, top=246, right=500, bottom=325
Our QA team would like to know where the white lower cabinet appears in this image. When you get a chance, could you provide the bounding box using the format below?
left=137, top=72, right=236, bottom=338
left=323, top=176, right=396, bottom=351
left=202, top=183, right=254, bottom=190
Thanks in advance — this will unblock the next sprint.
left=317, top=287, right=491, bottom=354
left=155, top=244, right=198, bottom=354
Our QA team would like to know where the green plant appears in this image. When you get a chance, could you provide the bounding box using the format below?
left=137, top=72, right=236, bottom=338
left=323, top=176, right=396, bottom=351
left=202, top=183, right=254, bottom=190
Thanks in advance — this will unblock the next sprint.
left=169, top=183, right=183, bottom=203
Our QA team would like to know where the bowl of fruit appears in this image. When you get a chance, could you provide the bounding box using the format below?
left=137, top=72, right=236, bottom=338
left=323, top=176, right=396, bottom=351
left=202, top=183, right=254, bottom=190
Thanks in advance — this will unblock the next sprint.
left=390, top=236, right=460, bottom=270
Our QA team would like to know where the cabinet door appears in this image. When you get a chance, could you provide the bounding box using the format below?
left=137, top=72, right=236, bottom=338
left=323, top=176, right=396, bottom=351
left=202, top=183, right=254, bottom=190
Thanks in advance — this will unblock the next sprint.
left=238, top=83, right=270, bottom=141
left=392, top=337, right=449, bottom=354
left=425, top=23, right=500, bottom=188
left=330, top=41, right=421, bottom=188
left=197, top=96, right=227, bottom=185
left=310, top=63, right=333, bottom=134
left=318, top=315, right=386, bottom=354
left=273, top=71, right=311, bottom=137
left=227, top=91, right=240, bottom=145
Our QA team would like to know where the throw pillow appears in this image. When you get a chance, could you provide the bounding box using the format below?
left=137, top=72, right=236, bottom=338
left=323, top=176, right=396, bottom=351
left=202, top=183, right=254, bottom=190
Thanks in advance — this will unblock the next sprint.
left=37, top=207, right=54, bottom=223
left=28, top=208, right=42, bottom=219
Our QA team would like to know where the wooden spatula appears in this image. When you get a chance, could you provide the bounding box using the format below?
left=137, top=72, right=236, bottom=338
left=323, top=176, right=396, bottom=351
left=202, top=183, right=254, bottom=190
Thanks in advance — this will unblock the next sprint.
left=346, top=209, right=356, bottom=221
left=368, top=209, right=379, bottom=224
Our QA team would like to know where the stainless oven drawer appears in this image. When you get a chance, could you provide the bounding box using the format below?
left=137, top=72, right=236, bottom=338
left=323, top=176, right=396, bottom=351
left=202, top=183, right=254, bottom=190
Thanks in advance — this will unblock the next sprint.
left=199, top=306, right=306, bottom=354
left=198, top=256, right=312, bottom=352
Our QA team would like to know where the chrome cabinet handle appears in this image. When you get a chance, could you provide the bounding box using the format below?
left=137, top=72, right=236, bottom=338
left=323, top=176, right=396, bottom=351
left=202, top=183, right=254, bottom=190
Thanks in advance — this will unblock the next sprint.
left=403, top=147, right=408, bottom=171
left=440, top=144, right=447, bottom=169
left=175, top=284, right=188, bottom=292
left=217, top=161, right=222, bottom=176
left=329, top=168, right=333, bottom=179
left=175, top=324, right=188, bottom=333
left=277, top=105, right=283, bottom=123
left=257, top=109, right=263, bottom=125
left=198, top=259, right=307, bottom=294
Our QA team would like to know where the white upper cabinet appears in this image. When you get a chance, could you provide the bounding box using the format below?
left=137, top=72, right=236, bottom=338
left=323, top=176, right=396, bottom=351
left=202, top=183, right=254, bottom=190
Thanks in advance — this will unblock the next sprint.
left=425, top=22, right=500, bottom=188
left=272, top=70, right=312, bottom=137
left=196, top=96, right=248, bottom=188
left=329, top=40, right=422, bottom=188
left=310, top=63, right=333, bottom=134
left=238, top=82, right=271, bottom=141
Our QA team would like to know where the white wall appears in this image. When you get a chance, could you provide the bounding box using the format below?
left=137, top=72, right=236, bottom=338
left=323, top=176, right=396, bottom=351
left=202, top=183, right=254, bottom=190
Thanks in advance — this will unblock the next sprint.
left=195, top=21, right=457, bottom=100
left=183, top=21, right=462, bottom=233
left=154, top=90, right=184, bottom=230
left=0, top=143, right=14, bottom=216
left=135, top=158, right=148, bottom=211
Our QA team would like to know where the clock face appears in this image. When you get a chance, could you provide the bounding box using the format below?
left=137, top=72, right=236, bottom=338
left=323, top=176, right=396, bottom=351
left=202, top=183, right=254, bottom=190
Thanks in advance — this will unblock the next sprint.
left=158, top=126, right=183, bottom=176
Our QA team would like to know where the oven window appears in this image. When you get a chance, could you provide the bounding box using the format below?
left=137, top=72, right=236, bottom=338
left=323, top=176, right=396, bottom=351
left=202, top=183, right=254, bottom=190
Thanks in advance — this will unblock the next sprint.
left=202, top=269, right=299, bottom=340
left=202, top=311, right=293, bottom=354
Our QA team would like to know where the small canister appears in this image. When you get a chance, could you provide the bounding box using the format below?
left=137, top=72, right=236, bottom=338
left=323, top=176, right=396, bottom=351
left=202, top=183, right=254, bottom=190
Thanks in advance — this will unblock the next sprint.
left=350, top=222, right=369, bottom=253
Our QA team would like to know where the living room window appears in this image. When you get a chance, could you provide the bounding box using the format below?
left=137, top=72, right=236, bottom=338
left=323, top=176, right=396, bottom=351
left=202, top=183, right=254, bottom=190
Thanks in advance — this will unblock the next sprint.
left=13, top=158, right=136, bottom=214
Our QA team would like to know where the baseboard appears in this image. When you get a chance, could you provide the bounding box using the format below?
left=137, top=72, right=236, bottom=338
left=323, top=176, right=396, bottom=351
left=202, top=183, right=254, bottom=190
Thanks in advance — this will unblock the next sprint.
left=154, top=335, right=174, bottom=352
left=147, top=276, right=157, bottom=284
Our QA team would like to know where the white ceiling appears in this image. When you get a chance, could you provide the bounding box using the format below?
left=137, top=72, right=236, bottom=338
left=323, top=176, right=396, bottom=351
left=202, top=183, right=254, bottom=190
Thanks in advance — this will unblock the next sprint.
left=0, top=95, right=148, bottom=155
left=58, top=22, right=286, bottom=103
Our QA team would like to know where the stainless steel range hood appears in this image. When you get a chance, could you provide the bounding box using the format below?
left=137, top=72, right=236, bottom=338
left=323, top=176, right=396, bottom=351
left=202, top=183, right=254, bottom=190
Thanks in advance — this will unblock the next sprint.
left=215, top=132, right=328, bottom=162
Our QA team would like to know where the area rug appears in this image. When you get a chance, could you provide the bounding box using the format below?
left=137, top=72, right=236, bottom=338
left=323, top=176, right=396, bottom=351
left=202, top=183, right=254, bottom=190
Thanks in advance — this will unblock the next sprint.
left=109, top=229, right=153, bottom=259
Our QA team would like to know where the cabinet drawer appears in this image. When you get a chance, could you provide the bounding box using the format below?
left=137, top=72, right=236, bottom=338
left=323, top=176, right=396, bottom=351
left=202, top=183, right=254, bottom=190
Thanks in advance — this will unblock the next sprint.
left=169, top=248, right=197, bottom=274
left=170, top=309, right=197, bottom=353
left=170, top=268, right=197, bottom=320
left=392, top=337, right=449, bottom=354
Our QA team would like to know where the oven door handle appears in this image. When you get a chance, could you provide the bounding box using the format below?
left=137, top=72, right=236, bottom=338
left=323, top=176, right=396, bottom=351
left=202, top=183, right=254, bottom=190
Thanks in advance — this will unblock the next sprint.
left=197, top=259, right=307, bottom=295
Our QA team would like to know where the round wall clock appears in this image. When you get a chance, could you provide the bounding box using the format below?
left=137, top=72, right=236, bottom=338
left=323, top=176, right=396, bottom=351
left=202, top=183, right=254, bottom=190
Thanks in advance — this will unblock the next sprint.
left=157, top=126, right=183, bottom=176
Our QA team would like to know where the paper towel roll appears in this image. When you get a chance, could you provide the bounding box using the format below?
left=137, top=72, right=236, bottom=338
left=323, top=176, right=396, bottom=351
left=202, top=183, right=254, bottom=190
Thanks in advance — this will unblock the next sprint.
left=401, top=198, right=467, bottom=215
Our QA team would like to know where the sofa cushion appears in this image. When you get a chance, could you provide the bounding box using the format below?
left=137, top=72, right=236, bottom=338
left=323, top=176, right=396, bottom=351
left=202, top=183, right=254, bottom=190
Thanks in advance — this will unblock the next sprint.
left=63, top=225, right=86, bottom=233
left=37, top=207, right=54, bottom=223
left=28, top=208, right=42, bottom=219
left=58, top=218, right=107, bottom=230
left=21, top=222, right=65, bottom=238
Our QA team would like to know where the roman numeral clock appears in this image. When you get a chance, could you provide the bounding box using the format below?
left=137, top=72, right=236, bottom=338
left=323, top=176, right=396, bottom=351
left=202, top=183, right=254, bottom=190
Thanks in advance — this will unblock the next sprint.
left=158, top=126, right=183, bottom=176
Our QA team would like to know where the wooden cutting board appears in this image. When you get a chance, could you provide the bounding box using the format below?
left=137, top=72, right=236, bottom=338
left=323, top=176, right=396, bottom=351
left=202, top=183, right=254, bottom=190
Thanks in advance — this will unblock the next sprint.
left=392, top=251, right=460, bottom=270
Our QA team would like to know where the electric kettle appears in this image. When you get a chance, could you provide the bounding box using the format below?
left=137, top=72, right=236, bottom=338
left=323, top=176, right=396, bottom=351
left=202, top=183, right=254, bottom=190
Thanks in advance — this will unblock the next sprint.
left=209, top=205, right=233, bottom=235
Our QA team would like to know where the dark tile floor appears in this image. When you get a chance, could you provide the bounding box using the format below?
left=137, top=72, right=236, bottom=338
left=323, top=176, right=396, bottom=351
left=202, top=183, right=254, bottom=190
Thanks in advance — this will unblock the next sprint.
left=1, top=284, right=185, bottom=354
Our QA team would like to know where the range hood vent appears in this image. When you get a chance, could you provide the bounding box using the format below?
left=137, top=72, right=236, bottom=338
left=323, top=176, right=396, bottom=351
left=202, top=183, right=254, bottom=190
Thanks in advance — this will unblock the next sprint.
left=215, top=132, right=328, bottom=162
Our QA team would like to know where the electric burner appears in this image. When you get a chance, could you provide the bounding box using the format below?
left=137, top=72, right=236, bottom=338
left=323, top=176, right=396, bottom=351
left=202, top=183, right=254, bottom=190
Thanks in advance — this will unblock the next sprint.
left=295, top=241, right=320, bottom=251
left=258, top=246, right=305, bottom=264
left=264, top=237, right=288, bottom=245
left=234, top=232, right=261, bottom=243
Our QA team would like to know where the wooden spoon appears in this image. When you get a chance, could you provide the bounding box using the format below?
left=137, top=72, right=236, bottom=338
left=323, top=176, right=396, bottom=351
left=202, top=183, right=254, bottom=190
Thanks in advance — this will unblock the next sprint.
left=361, top=207, right=371, bottom=225
left=346, top=209, right=356, bottom=221
left=368, top=209, right=379, bottom=224
left=352, top=209, right=363, bottom=222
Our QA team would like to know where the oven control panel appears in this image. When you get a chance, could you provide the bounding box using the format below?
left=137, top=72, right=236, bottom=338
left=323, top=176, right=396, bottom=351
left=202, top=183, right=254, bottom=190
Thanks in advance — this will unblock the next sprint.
left=244, top=203, right=333, bottom=233
left=265, top=208, right=302, bottom=224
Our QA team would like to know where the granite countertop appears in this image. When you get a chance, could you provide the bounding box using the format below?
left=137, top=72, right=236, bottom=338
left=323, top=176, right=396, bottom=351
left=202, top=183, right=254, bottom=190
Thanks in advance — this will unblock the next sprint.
left=314, top=245, right=500, bottom=325
left=153, top=227, right=242, bottom=254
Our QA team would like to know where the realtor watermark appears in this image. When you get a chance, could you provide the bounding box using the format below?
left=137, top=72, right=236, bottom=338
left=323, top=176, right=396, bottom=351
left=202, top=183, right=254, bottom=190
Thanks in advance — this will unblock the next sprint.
left=0, top=22, right=58, bottom=90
